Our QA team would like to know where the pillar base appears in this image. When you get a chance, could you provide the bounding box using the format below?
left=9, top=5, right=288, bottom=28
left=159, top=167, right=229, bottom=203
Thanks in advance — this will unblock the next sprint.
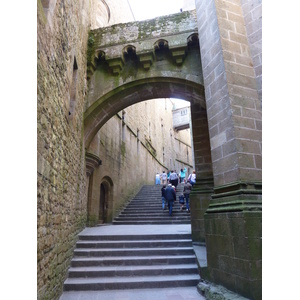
left=204, top=181, right=262, bottom=299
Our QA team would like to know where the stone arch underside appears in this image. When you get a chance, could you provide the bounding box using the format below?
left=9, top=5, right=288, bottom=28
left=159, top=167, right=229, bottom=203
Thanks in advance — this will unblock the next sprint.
left=84, top=77, right=205, bottom=148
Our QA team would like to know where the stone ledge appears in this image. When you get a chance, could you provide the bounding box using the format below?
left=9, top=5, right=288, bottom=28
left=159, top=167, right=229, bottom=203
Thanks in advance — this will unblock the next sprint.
left=197, top=280, right=250, bottom=300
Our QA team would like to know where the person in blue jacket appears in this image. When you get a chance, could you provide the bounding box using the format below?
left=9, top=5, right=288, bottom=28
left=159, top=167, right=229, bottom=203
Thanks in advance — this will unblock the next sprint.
left=164, top=184, right=176, bottom=216
left=161, top=185, right=166, bottom=210
left=155, top=173, right=161, bottom=184
left=180, top=168, right=187, bottom=183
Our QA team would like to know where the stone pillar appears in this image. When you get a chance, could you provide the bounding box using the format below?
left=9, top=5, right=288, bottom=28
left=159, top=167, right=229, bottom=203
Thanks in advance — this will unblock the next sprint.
left=195, top=0, right=262, bottom=298
left=190, top=102, right=214, bottom=242
left=85, top=151, right=102, bottom=226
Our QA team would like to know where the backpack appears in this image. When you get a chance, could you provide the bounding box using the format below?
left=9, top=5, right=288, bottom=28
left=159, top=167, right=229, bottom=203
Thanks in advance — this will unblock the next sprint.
left=179, top=195, right=185, bottom=204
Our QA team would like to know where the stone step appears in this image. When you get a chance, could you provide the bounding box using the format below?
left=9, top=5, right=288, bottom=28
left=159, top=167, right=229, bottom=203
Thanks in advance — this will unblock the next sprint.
left=74, top=247, right=195, bottom=257
left=122, top=205, right=184, bottom=209
left=112, top=220, right=191, bottom=225
left=117, top=212, right=190, bottom=217
left=63, top=274, right=200, bottom=291
left=76, top=239, right=193, bottom=248
left=119, top=211, right=189, bottom=216
left=114, top=215, right=190, bottom=221
left=68, top=263, right=199, bottom=278
left=122, top=201, right=184, bottom=212
left=123, top=205, right=183, bottom=210
left=78, top=233, right=192, bottom=241
left=113, top=219, right=191, bottom=224
left=71, top=255, right=197, bottom=267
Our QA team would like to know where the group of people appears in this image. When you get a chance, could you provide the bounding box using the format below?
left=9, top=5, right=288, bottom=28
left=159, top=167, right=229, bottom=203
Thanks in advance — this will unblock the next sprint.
left=155, top=169, right=196, bottom=187
left=160, top=176, right=194, bottom=216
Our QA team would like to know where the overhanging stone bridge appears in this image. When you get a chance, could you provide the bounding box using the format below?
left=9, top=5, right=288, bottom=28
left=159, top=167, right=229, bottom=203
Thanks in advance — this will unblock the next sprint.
left=84, top=10, right=205, bottom=147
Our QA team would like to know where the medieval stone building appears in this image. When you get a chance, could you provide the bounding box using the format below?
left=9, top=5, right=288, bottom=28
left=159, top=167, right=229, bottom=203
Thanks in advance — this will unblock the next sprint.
left=37, top=0, right=262, bottom=299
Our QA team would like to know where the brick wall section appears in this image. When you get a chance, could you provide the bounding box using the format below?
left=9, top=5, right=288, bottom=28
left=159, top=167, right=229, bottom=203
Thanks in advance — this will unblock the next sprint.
left=240, top=0, right=262, bottom=101
left=195, top=0, right=261, bottom=186
left=205, top=210, right=262, bottom=299
left=190, top=103, right=213, bottom=179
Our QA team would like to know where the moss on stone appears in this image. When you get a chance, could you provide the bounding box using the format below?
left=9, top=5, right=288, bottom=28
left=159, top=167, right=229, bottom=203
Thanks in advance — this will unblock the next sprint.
left=121, top=141, right=126, bottom=157
left=86, top=31, right=97, bottom=78
left=87, top=214, right=98, bottom=227
left=37, top=0, right=47, bottom=25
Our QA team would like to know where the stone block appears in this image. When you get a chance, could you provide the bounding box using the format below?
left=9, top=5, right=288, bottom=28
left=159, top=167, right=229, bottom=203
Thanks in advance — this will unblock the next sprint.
left=210, top=268, right=237, bottom=293
left=239, top=168, right=262, bottom=181
left=235, top=276, right=262, bottom=299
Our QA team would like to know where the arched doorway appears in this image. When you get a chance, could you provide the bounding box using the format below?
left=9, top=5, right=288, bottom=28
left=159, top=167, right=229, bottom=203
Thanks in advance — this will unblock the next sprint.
left=99, top=183, right=107, bottom=223
left=98, top=177, right=114, bottom=224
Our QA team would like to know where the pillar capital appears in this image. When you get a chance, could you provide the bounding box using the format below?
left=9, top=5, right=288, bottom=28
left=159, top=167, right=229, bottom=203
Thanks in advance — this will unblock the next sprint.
left=85, top=152, right=102, bottom=176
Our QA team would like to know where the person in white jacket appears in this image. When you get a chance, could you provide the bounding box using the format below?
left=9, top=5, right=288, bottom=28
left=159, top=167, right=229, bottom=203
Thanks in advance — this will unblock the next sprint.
left=188, top=170, right=196, bottom=186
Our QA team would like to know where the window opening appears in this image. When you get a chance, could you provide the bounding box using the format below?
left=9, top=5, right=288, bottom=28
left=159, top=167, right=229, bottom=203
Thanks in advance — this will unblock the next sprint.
left=122, top=110, right=126, bottom=141
left=69, top=57, right=78, bottom=117
left=137, top=128, right=140, bottom=153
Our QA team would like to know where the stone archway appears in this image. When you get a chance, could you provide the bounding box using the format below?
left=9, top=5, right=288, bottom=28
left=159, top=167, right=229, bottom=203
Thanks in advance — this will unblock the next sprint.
left=84, top=77, right=206, bottom=147
left=85, top=78, right=213, bottom=242
left=84, top=11, right=213, bottom=240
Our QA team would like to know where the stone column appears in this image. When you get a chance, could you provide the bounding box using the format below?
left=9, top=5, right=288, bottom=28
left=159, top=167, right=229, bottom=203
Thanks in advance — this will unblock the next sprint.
left=195, top=0, right=262, bottom=298
left=85, top=139, right=102, bottom=226
left=190, top=102, right=214, bottom=242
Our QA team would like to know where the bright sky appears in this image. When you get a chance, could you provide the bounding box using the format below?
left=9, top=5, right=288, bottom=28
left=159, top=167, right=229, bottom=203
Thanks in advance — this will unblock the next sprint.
left=128, top=0, right=184, bottom=21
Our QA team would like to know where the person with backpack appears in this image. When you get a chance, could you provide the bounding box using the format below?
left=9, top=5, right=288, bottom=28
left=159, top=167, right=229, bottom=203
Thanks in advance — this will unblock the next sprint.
left=169, top=170, right=178, bottom=190
left=161, top=185, right=166, bottom=210
left=188, top=170, right=196, bottom=186
left=164, top=184, right=176, bottom=216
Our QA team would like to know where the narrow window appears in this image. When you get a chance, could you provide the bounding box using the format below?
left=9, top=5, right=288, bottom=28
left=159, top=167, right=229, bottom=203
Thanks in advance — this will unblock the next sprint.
left=69, top=57, right=78, bottom=117
left=122, top=110, right=126, bottom=141
left=137, top=129, right=140, bottom=153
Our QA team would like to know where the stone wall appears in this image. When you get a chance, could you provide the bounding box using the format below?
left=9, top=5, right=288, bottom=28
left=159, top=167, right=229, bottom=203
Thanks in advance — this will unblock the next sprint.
left=241, top=0, right=262, bottom=101
left=37, top=0, right=95, bottom=298
left=195, top=0, right=262, bottom=187
left=37, top=1, right=194, bottom=298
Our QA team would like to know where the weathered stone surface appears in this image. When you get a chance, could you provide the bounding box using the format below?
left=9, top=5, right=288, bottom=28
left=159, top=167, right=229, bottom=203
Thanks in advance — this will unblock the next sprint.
left=37, top=0, right=92, bottom=298
left=37, top=0, right=262, bottom=299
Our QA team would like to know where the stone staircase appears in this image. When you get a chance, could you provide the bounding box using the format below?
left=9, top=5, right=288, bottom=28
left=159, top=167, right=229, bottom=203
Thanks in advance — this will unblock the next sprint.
left=61, top=184, right=200, bottom=294
left=113, top=184, right=191, bottom=225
